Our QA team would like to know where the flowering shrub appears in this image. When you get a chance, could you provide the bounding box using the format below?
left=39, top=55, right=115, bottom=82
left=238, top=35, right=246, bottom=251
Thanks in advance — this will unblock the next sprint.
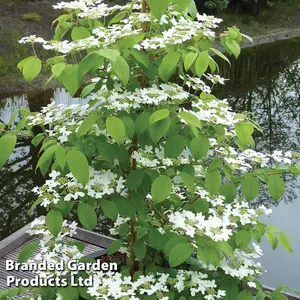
left=0, top=0, right=299, bottom=299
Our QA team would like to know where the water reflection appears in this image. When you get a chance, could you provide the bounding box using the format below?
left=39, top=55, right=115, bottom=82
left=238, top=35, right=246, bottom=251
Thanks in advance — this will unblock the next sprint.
left=0, top=37, right=300, bottom=290
left=0, top=89, right=111, bottom=240
left=215, top=38, right=300, bottom=290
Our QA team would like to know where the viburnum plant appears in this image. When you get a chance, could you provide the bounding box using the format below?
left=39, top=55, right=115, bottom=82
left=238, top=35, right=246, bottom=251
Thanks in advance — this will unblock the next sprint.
left=0, top=0, right=299, bottom=299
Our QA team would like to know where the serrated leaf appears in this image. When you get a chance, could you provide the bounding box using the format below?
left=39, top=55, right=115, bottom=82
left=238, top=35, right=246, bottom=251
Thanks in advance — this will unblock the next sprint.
left=278, top=233, right=292, bottom=254
left=106, top=116, right=126, bottom=145
left=195, top=51, right=210, bottom=78
left=151, top=175, right=172, bottom=203
left=164, top=135, right=185, bottom=158
left=205, top=169, right=221, bottom=194
left=0, top=134, right=17, bottom=168
left=113, top=56, right=129, bottom=85
left=18, top=242, right=39, bottom=263
left=78, top=203, right=97, bottom=230
left=134, top=239, right=146, bottom=260
left=190, top=135, right=210, bottom=160
left=149, top=109, right=169, bottom=125
left=67, top=150, right=89, bottom=186
left=77, top=113, right=99, bottom=137
left=46, top=209, right=63, bottom=237
left=169, top=243, right=194, bottom=267
left=71, top=26, right=90, bottom=41
left=100, top=200, right=118, bottom=220
left=184, top=52, right=198, bottom=71
left=268, top=174, right=285, bottom=202
left=108, top=239, right=123, bottom=255
left=127, top=169, right=145, bottom=190
left=242, top=176, right=260, bottom=201
left=158, top=52, right=181, bottom=82
left=266, top=231, right=278, bottom=250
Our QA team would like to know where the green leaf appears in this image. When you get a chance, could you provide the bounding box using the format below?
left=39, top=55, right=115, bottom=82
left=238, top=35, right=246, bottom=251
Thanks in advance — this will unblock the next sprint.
left=58, top=285, right=79, bottom=300
left=36, top=145, right=58, bottom=176
left=169, top=243, right=194, bottom=267
left=112, top=56, right=129, bottom=85
left=135, top=112, right=150, bottom=135
left=128, top=169, right=145, bottom=190
left=67, top=150, right=90, bottom=186
left=242, top=176, right=260, bottom=201
left=109, top=11, right=127, bottom=25
left=18, top=242, right=39, bottom=263
left=215, top=241, right=234, bottom=257
left=134, top=239, right=146, bottom=260
left=164, top=135, right=185, bottom=158
left=95, top=142, right=115, bottom=163
left=81, top=82, right=96, bottom=98
left=151, top=175, right=173, bottom=203
left=158, top=52, right=181, bottom=82
left=59, top=64, right=81, bottom=96
left=236, top=230, right=252, bottom=249
left=190, top=135, right=210, bottom=160
left=100, top=200, right=118, bottom=220
left=0, top=134, right=17, bottom=168
left=55, top=146, right=66, bottom=170
left=146, top=0, right=172, bottom=18
left=195, top=51, right=210, bottom=78
left=219, top=183, right=237, bottom=203
left=18, top=56, right=42, bottom=82
left=106, top=116, right=126, bottom=145
left=55, top=200, right=73, bottom=217
left=236, top=291, right=254, bottom=300
left=108, top=239, right=123, bottom=255
left=266, top=231, right=278, bottom=250
left=278, top=233, right=293, bottom=254
left=268, top=174, right=285, bottom=202
left=111, top=195, right=136, bottom=218
left=71, top=26, right=90, bottom=41
left=184, top=52, right=198, bottom=71
left=234, top=122, right=255, bottom=148
left=51, top=63, right=65, bottom=78
left=131, top=49, right=151, bottom=68
left=173, top=0, right=191, bottom=11
left=149, top=116, right=170, bottom=143
left=180, top=172, right=195, bottom=192
left=205, top=169, right=221, bottom=194
left=78, top=203, right=97, bottom=230
left=225, top=38, right=241, bottom=59
left=77, top=113, right=99, bottom=137
left=79, top=51, right=104, bottom=78
left=178, top=111, right=201, bottom=129
left=121, top=116, right=135, bottom=140
left=46, top=209, right=63, bottom=237
left=98, top=48, right=120, bottom=62
left=149, top=109, right=170, bottom=125
left=210, top=48, right=231, bottom=65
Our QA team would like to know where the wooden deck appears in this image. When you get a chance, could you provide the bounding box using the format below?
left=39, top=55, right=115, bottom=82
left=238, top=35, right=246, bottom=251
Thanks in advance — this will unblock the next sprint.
left=1, top=218, right=299, bottom=300
left=0, top=217, right=115, bottom=297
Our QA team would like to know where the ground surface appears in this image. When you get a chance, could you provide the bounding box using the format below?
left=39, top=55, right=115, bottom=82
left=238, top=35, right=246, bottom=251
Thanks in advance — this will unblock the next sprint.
left=0, top=0, right=300, bottom=96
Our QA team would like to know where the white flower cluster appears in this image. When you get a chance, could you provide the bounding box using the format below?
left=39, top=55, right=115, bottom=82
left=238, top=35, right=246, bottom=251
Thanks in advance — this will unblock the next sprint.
left=32, top=170, right=127, bottom=208
left=138, top=14, right=222, bottom=50
left=90, top=83, right=190, bottom=112
left=87, top=270, right=226, bottom=300
left=28, top=103, right=92, bottom=144
left=182, top=97, right=237, bottom=127
left=221, top=148, right=294, bottom=172
left=26, top=218, right=83, bottom=279
left=168, top=199, right=271, bottom=242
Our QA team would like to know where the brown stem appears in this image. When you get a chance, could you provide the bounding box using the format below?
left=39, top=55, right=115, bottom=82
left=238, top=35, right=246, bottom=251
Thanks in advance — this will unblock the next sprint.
left=129, top=0, right=147, bottom=279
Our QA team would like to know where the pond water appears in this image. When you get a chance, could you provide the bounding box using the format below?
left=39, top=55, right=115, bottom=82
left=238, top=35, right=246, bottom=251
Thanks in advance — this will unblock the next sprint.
left=1, top=37, right=300, bottom=291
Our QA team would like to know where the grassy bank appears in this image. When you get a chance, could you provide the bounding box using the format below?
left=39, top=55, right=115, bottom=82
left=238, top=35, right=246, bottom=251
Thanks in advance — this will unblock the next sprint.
left=0, top=0, right=300, bottom=96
